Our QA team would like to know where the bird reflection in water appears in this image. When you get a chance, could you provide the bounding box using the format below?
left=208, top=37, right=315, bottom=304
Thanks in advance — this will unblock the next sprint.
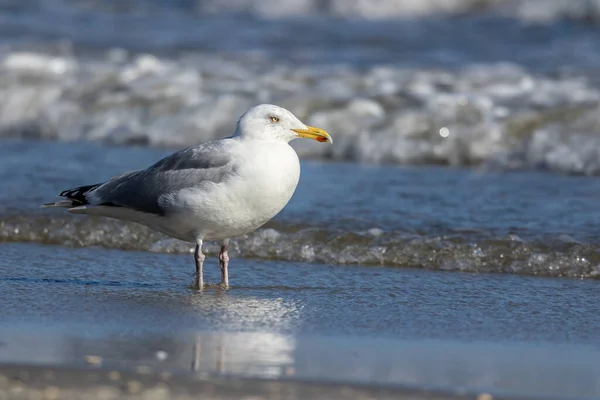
left=188, top=292, right=300, bottom=378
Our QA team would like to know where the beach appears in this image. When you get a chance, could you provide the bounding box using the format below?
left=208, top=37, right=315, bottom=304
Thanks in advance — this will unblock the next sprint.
left=1, top=1, right=600, bottom=398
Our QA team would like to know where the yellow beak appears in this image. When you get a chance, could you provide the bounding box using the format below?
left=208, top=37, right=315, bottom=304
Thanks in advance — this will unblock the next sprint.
left=292, top=126, right=333, bottom=144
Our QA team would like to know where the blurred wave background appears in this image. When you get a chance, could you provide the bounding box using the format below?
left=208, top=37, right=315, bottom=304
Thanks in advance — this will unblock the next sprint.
left=3, top=0, right=600, bottom=174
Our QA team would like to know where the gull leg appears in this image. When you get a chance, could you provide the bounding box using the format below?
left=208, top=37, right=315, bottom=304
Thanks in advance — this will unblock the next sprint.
left=219, top=239, right=230, bottom=288
left=194, top=239, right=205, bottom=290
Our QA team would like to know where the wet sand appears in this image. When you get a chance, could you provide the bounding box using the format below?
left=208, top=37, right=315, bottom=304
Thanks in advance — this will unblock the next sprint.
left=0, top=364, right=493, bottom=400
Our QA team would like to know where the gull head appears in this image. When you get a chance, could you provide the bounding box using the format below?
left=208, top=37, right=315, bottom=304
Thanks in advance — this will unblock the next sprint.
left=235, top=104, right=332, bottom=144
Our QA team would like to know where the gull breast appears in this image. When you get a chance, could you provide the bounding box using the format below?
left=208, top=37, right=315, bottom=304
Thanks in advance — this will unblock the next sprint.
left=165, top=141, right=301, bottom=241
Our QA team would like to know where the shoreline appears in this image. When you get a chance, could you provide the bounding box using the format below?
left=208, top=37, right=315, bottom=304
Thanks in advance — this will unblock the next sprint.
left=0, top=363, right=492, bottom=400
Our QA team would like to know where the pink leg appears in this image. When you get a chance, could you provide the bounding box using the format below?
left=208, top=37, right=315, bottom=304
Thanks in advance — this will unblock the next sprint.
left=219, top=239, right=230, bottom=288
left=194, top=240, right=205, bottom=290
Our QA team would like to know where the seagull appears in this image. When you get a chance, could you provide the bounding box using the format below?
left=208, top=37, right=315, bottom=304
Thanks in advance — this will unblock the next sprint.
left=43, top=104, right=332, bottom=289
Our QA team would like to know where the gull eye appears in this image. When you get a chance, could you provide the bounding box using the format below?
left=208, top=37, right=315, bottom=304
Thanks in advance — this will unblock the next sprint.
left=269, top=116, right=280, bottom=123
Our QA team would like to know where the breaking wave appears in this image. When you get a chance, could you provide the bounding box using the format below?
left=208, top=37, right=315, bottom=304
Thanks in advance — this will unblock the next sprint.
left=8, top=0, right=600, bottom=23
left=3, top=0, right=600, bottom=175
left=2, top=50, right=600, bottom=175
left=1, top=214, right=599, bottom=279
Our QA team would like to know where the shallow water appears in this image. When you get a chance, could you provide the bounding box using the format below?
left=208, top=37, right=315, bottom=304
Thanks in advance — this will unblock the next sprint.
left=1, top=242, right=600, bottom=398
left=2, top=139, right=600, bottom=279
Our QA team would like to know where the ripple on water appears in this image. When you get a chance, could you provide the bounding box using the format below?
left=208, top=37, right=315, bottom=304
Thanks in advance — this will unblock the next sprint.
left=1, top=215, right=600, bottom=279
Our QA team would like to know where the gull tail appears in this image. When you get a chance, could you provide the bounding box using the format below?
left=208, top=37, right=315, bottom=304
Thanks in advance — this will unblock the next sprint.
left=41, top=200, right=78, bottom=208
left=41, top=183, right=102, bottom=209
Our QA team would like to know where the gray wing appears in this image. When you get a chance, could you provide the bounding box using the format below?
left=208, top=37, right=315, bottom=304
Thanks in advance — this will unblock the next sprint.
left=87, top=139, right=236, bottom=215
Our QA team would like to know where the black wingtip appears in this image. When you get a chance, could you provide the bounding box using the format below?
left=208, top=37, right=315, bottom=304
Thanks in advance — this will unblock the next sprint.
left=59, top=183, right=102, bottom=205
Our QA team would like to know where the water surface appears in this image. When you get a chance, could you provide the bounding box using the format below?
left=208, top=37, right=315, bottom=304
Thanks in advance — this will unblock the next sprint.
left=1, top=242, right=600, bottom=398
left=2, top=139, right=599, bottom=278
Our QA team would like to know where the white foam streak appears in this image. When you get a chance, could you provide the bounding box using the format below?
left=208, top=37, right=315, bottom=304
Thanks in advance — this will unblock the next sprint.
left=2, top=50, right=600, bottom=174
left=2, top=216, right=600, bottom=279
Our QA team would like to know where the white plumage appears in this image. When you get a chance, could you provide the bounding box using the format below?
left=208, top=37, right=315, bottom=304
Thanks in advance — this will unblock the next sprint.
left=43, top=104, right=332, bottom=289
